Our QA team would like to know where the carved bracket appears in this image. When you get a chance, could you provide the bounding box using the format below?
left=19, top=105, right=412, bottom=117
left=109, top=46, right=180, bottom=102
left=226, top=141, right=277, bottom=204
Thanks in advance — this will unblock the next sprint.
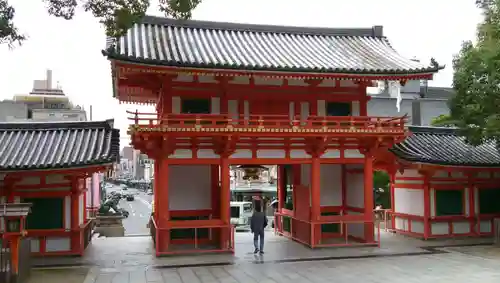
left=214, top=137, right=236, bottom=158
left=305, top=137, right=327, bottom=158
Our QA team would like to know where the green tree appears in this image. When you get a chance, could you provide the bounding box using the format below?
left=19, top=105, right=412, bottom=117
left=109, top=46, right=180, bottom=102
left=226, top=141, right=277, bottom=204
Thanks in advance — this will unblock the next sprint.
left=0, top=0, right=202, bottom=47
left=430, top=114, right=456, bottom=127
left=449, top=0, right=500, bottom=147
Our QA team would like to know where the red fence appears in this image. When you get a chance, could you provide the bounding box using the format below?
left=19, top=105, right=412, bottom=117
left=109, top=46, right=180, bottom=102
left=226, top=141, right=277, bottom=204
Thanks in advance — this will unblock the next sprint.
left=127, top=111, right=407, bottom=134
left=274, top=212, right=380, bottom=248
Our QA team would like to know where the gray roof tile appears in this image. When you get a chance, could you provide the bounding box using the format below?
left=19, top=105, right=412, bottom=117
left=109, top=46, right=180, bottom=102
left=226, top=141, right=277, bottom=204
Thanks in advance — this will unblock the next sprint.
left=391, top=126, right=500, bottom=167
left=0, top=120, right=120, bottom=171
left=104, top=16, right=441, bottom=76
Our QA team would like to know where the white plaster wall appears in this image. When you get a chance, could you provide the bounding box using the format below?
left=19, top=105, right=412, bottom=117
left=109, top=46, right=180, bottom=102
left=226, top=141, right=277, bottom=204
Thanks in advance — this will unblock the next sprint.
left=256, top=150, right=286, bottom=158
left=170, top=149, right=193, bottom=158
left=344, top=149, right=364, bottom=158
left=230, top=149, right=252, bottom=158
left=320, top=164, right=342, bottom=206
left=169, top=165, right=211, bottom=210
left=351, top=101, right=360, bottom=116
left=317, top=100, right=326, bottom=116
left=211, top=97, right=220, bottom=114
left=300, top=164, right=311, bottom=188
left=394, top=189, right=424, bottom=216
left=46, top=237, right=71, bottom=252
left=345, top=166, right=364, bottom=209
left=289, top=102, right=295, bottom=120
left=321, top=149, right=341, bottom=158
left=300, top=102, right=309, bottom=121
left=290, top=150, right=310, bottom=158
left=64, top=196, right=71, bottom=230
left=394, top=169, right=424, bottom=232
left=197, top=149, right=220, bottom=159
left=228, top=100, right=238, bottom=121
left=244, top=101, right=249, bottom=119
left=411, top=221, right=425, bottom=234
left=172, top=97, right=181, bottom=114
left=395, top=169, right=422, bottom=180
left=346, top=211, right=364, bottom=239
left=30, top=238, right=40, bottom=253
left=79, top=193, right=84, bottom=225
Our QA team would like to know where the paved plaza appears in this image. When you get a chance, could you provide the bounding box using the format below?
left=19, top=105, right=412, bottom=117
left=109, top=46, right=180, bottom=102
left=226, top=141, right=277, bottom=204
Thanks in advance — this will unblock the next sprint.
left=29, top=233, right=500, bottom=283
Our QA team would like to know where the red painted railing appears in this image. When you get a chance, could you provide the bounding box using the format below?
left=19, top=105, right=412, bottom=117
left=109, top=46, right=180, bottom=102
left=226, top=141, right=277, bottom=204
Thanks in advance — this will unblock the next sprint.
left=127, top=110, right=407, bottom=133
left=274, top=212, right=380, bottom=248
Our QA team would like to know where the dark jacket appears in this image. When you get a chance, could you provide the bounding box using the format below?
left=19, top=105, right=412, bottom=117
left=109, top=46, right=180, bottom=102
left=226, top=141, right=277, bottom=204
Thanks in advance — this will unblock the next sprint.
left=250, top=211, right=268, bottom=233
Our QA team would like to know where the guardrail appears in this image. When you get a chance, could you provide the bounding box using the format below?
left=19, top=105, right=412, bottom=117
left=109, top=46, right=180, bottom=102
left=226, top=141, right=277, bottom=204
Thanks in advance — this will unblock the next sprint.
left=127, top=111, right=407, bottom=133
left=150, top=217, right=235, bottom=255
left=274, top=212, right=380, bottom=248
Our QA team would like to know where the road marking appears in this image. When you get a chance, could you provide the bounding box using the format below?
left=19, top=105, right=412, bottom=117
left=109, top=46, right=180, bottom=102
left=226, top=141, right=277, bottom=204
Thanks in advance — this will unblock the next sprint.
left=136, top=197, right=152, bottom=209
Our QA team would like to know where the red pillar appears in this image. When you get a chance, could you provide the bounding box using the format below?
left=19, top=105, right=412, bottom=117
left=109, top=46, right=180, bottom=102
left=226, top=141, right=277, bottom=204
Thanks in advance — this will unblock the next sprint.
left=70, top=178, right=81, bottom=254
left=220, top=158, right=231, bottom=249
left=310, top=158, right=321, bottom=247
left=210, top=165, right=220, bottom=244
left=364, top=155, right=374, bottom=243
left=423, top=173, right=431, bottom=239
left=157, top=158, right=170, bottom=253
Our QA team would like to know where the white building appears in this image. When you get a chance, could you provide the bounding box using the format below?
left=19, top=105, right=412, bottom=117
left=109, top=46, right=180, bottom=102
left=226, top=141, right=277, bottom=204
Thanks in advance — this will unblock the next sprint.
left=0, top=70, right=87, bottom=122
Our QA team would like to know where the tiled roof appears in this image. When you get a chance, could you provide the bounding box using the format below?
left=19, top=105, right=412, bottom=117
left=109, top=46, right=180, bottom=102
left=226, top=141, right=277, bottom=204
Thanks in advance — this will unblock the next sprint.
left=422, top=86, right=455, bottom=99
left=104, top=16, right=441, bottom=77
left=391, top=126, right=500, bottom=167
left=0, top=120, right=120, bottom=171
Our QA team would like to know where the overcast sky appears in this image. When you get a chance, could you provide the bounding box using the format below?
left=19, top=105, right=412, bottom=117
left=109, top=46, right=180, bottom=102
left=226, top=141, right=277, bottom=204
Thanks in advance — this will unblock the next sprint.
left=0, top=0, right=482, bottom=145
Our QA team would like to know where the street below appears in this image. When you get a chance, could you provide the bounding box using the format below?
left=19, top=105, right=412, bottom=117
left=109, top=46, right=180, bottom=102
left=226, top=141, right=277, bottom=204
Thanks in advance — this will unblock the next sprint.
left=106, top=184, right=152, bottom=236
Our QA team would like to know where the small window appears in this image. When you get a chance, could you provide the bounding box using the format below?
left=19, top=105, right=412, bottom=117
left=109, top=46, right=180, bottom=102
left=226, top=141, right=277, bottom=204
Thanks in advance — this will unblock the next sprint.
left=243, top=203, right=253, bottom=213
left=181, top=99, right=210, bottom=114
left=326, top=102, right=351, bottom=116
left=478, top=188, right=500, bottom=214
left=435, top=189, right=464, bottom=216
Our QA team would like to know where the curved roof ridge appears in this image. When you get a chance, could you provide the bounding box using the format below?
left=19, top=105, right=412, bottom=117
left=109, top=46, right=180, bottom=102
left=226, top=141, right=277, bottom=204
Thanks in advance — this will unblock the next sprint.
left=408, top=125, right=459, bottom=135
left=0, top=119, right=114, bottom=130
left=140, top=15, right=383, bottom=37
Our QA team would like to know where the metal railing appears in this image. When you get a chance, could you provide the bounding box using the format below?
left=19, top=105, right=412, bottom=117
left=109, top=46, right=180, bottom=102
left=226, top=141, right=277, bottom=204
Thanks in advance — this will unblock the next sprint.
left=127, top=111, right=407, bottom=133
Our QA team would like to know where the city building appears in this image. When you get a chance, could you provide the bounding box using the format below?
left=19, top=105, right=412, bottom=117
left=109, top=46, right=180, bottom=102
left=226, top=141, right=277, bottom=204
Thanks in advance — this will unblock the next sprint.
left=104, top=16, right=443, bottom=255
left=0, top=70, right=87, bottom=122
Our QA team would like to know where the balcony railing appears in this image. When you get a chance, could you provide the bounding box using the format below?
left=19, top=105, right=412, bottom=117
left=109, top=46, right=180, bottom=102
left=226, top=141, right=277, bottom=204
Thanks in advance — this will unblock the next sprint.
left=127, top=110, right=407, bottom=134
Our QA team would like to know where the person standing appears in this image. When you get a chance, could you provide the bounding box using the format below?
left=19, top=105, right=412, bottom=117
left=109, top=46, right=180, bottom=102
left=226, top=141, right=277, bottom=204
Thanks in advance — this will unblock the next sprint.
left=250, top=202, right=268, bottom=254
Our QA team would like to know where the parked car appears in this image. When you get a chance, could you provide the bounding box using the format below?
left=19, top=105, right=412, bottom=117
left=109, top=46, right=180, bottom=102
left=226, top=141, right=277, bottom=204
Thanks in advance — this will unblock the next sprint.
left=126, top=194, right=135, bottom=201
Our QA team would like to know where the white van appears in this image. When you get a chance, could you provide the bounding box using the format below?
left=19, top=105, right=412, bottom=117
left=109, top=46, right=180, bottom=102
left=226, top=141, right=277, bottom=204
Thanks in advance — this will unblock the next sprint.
left=230, top=201, right=253, bottom=228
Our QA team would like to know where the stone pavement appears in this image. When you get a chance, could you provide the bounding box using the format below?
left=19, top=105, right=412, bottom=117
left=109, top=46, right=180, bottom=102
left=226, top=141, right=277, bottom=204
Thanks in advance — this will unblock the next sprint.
left=80, top=252, right=500, bottom=283
left=29, top=232, right=500, bottom=283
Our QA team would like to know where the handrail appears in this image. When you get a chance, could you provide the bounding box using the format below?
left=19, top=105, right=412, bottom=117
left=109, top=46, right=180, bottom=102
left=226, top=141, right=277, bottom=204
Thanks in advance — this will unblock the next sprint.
left=126, top=110, right=407, bottom=132
left=274, top=212, right=380, bottom=248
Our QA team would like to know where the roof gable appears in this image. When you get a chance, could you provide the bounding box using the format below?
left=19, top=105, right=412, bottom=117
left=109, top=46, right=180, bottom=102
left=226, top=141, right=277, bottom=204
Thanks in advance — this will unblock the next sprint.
left=0, top=120, right=120, bottom=171
left=391, top=126, right=500, bottom=167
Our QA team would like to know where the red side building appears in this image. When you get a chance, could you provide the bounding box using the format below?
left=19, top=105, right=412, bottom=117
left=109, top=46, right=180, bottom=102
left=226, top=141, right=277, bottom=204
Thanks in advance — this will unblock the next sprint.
left=381, top=126, right=500, bottom=239
left=103, top=16, right=442, bottom=255
left=0, top=120, right=120, bottom=256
